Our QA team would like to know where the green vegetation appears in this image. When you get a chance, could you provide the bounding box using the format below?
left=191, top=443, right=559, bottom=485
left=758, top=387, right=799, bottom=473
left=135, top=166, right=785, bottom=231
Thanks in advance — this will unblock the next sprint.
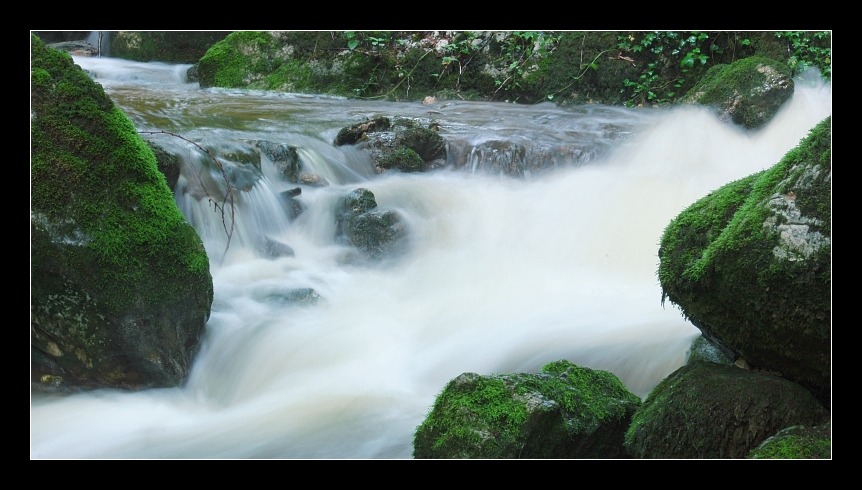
left=748, top=423, right=831, bottom=459
left=197, top=31, right=277, bottom=88
left=413, top=360, right=639, bottom=458
left=616, top=31, right=718, bottom=106
left=31, top=33, right=211, bottom=314
left=656, top=117, right=831, bottom=406
left=614, top=31, right=775, bottom=107
left=420, top=374, right=530, bottom=455
left=41, top=30, right=829, bottom=106
left=378, top=147, right=424, bottom=172
left=775, top=31, right=831, bottom=79
left=614, top=31, right=830, bottom=107
left=658, top=116, right=832, bottom=299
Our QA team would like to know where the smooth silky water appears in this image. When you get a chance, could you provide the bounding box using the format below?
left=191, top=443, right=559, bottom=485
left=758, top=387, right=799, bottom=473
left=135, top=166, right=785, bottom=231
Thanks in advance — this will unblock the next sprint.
left=30, top=55, right=832, bottom=459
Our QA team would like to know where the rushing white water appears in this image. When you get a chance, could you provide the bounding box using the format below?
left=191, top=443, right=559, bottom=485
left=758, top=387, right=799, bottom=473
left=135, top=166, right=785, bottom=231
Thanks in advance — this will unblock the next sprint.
left=30, top=55, right=832, bottom=459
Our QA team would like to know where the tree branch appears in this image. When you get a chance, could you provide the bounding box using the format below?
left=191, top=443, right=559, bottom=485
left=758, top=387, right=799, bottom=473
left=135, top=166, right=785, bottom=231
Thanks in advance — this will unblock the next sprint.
left=140, top=130, right=235, bottom=264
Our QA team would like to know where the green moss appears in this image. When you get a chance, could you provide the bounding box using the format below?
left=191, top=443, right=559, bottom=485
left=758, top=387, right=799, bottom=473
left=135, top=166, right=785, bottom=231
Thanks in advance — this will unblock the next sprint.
left=379, top=147, right=424, bottom=172
left=415, top=374, right=529, bottom=457
left=31, top=34, right=211, bottom=316
left=748, top=425, right=831, bottom=459
left=538, top=360, right=640, bottom=432
left=197, top=31, right=276, bottom=88
left=414, top=360, right=640, bottom=458
left=684, top=56, right=790, bottom=105
left=264, top=59, right=314, bottom=92
left=659, top=116, right=832, bottom=305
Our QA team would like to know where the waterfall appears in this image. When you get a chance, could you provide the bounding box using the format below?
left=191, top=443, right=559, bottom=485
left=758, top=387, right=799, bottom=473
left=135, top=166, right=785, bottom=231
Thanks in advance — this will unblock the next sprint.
left=31, top=57, right=832, bottom=459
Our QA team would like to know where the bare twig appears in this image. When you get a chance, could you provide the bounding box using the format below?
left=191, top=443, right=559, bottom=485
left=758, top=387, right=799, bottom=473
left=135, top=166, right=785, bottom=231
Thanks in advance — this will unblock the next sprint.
left=359, top=49, right=432, bottom=100
left=140, top=130, right=236, bottom=264
left=548, top=48, right=616, bottom=100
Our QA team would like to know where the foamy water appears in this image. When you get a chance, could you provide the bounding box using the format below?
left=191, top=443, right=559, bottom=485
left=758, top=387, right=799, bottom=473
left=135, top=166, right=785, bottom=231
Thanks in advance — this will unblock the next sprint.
left=31, top=57, right=831, bottom=459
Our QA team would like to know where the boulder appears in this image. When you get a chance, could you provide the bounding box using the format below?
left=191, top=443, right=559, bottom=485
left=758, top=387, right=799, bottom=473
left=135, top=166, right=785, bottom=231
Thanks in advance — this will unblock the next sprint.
left=413, top=360, right=641, bottom=459
left=334, top=188, right=407, bottom=262
left=31, top=35, right=213, bottom=391
left=747, top=421, right=831, bottom=459
left=681, top=56, right=794, bottom=130
left=335, top=116, right=446, bottom=173
left=658, top=117, right=831, bottom=407
left=624, top=361, right=829, bottom=458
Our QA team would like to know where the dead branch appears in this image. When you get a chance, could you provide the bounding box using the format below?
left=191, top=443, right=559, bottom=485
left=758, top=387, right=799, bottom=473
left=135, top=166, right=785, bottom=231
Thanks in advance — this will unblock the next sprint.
left=140, top=130, right=235, bottom=265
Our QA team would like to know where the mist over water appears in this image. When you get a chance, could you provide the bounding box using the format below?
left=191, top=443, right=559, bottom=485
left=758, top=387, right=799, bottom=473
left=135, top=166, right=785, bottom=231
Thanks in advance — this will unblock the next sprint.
left=31, top=56, right=832, bottom=459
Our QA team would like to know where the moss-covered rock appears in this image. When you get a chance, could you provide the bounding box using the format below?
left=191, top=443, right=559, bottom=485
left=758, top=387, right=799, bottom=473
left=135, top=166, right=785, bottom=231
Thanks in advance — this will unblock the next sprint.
left=658, top=117, right=831, bottom=407
left=196, top=31, right=280, bottom=89
left=624, top=361, right=830, bottom=458
left=413, top=360, right=641, bottom=459
left=747, top=421, right=831, bottom=459
left=31, top=34, right=213, bottom=391
left=109, top=31, right=230, bottom=63
left=396, top=126, right=446, bottom=163
left=681, top=56, right=794, bottom=130
left=334, top=117, right=392, bottom=146
left=378, top=147, right=425, bottom=172
left=336, top=116, right=446, bottom=173
left=334, top=188, right=407, bottom=261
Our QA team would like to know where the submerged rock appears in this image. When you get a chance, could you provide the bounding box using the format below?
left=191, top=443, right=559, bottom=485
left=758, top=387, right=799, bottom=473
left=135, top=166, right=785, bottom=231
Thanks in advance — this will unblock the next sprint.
left=334, top=188, right=408, bottom=262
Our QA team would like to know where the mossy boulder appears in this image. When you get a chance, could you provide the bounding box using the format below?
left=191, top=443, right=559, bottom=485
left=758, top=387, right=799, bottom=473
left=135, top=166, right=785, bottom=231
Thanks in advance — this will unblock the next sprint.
left=413, top=360, right=641, bottom=459
left=624, top=361, right=830, bottom=458
left=334, top=188, right=407, bottom=261
left=658, top=117, right=831, bottom=407
left=681, top=56, right=794, bottom=130
left=196, top=31, right=279, bottom=89
left=195, top=31, right=347, bottom=92
left=31, top=35, right=214, bottom=391
left=335, top=116, right=446, bottom=173
left=334, top=117, right=392, bottom=146
left=378, top=147, right=425, bottom=172
left=747, top=421, right=831, bottom=459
